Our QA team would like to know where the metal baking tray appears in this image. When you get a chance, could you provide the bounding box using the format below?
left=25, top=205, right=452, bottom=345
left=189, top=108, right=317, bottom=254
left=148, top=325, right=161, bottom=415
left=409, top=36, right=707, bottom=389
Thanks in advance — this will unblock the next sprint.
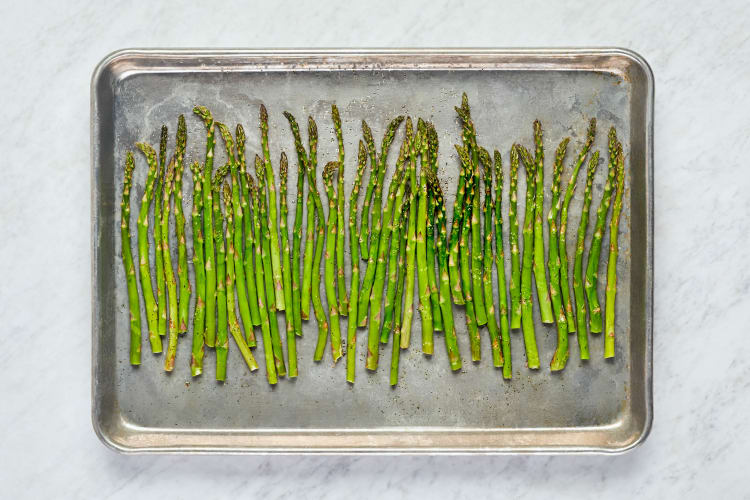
left=91, top=48, right=653, bottom=454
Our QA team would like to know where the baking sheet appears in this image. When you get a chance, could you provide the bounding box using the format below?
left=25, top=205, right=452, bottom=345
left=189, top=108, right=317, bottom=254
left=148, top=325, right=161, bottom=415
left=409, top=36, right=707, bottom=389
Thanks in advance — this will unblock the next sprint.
left=91, top=48, right=653, bottom=453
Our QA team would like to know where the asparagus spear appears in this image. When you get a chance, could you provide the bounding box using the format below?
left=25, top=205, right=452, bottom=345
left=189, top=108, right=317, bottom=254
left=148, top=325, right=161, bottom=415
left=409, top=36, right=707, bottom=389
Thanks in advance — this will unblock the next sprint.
left=455, top=106, right=488, bottom=326
left=586, top=128, right=620, bottom=333
left=236, top=124, right=262, bottom=328
left=134, top=143, right=162, bottom=353
left=508, top=146, right=522, bottom=329
left=382, top=146, right=405, bottom=341
left=248, top=175, right=278, bottom=384
left=288, top=121, right=306, bottom=338
left=604, top=147, right=625, bottom=359
left=347, top=141, right=368, bottom=383
left=518, top=145, right=540, bottom=369
left=357, top=116, right=405, bottom=327
left=331, top=105, right=348, bottom=315
left=259, top=105, right=286, bottom=311
left=531, top=121, right=554, bottom=324
left=416, top=120, right=434, bottom=354
left=426, top=179, right=442, bottom=332
left=447, top=145, right=468, bottom=307
left=216, top=123, right=256, bottom=345
left=359, top=121, right=379, bottom=262
left=215, top=180, right=229, bottom=381
left=279, top=153, right=298, bottom=376
left=447, top=92, right=472, bottom=306
left=121, top=152, right=141, bottom=364
left=189, top=162, right=206, bottom=376
left=426, top=168, right=462, bottom=371
left=212, top=164, right=229, bottom=377
left=548, top=138, right=571, bottom=372
left=456, top=145, right=480, bottom=360
left=193, top=106, right=217, bottom=348
left=390, top=195, right=410, bottom=386
left=223, top=183, right=259, bottom=376
left=399, top=118, right=418, bottom=349
left=493, top=150, right=512, bottom=379
left=322, top=161, right=343, bottom=363
left=162, top=158, right=180, bottom=372
left=255, top=155, right=286, bottom=377
left=284, top=112, right=314, bottom=321
left=155, top=126, right=168, bottom=337
left=305, top=118, right=330, bottom=361
left=479, top=148, right=503, bottom=368
left=174, top=116, right=190, bottom=334
left=366, top=140, right=407, bottom=369
left=559, top=119, right=596, bottom=333
left=573, top=151, right=600, bottom=359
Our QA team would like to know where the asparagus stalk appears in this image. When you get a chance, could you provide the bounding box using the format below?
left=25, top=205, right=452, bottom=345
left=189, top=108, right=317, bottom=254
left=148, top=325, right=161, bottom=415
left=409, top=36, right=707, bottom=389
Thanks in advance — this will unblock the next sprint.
left=212, top=164, right=229, bottom=377
left=189, top=162, right=206, bottom=376
left=416, top=120, right=434, bottom=354
left=121, top=152, right=141, bottom=364
left=174, top=116, right=190, bottom=333
left=604, top=147, right=625, bottom=359
left=493, top=150, right=512, bottom=379
left=215, top=180, right=229, bottom=381
left=162, top=158, right=180, bottom=371
left=216, top=123, right=256, bottom=345
left=508, top=146, right=522, bottom=329
left=193, top=106, right=217, bottom=348
left=223, top=183, right=259, bottom=376
left=236, top=124, right=262, bottom=328
left=426, top=181, right=442, bottom=332
left=331, top=105, right=349, bottom=315
left=382, top=146, right=406, bottom=341
left=425, top=124, right=442, bottom=331
left=288, top=121, right=306, bottom=338
left=447, top=162, right=468, bottom=306
left=456, top=145, right=480, bottom=360
left=284, top=112, right=314, bottom=321
left=248, top=176, right=278, bottom=384
left=531, top=121, right=554, bottom=324
left=134, top=143, right=162, bottom=353
left=322, top=161, right=343, bottom=363
left=359, top=121, right=379, bottom=262
left=454, top=108, right=488, bottom=326
left=259, top=105, right=286, bottom=311
left=479, top=148, right=503, bottom=368
left=390, top=195, right=410, bottom=386
left=357, top=116, right=405, bottom=327
left=279, top=153, right=298, bottom=376
left=305, top=118, right=330, bottom=361
left=447, top=92, right=472, bottom=306
left=347, top=141, right=368, bottom=383
left=399, top=118, right=418, bottom=349
left=548, top=138, right=571, bottom=372
left=426, top=168, right=462, bottom=371
left=559, top=119, right=596, bottom=333
left=155, top=126, right=168, bottom=337
left=573, top=151, right=600, bottom=359
left=518, top=144, right=540, bottom=369
left=366, top=140, right=407, bottom=369
left=586, top=128, right=620, bottom=333
left=255, top=155, right=286, bottom=377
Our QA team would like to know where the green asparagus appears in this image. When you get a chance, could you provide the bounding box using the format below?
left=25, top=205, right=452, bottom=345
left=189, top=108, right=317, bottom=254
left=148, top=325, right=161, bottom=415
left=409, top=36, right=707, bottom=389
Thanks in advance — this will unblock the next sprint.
left=121, top=152, right=141, bottom=365
left=549, top=138, right=571, bottom=372
left=347, top=141, right=368, bottom=383
left=174, top=116, right=190, bottom=334
left=189, top=162, right=206, bottom=376
left=532, top=121, right=554, bottom=324
left=604, top=147, right=625, bottom=359
left=322, top=161, right=343, bottom=363
left=494, top=150, right=512, bottom=379
left=508, top=146, right=522, bottom=329
left=518, top=145, right=540, bottom=369
left=279, top=153, right=298, bottom=376
left=155, top=126, right=168, bottom=337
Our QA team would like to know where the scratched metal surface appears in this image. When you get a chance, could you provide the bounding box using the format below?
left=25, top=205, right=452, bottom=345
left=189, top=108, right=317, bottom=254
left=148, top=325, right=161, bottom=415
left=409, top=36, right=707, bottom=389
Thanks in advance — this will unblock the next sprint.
left=91, top=49, right=653, bottom=453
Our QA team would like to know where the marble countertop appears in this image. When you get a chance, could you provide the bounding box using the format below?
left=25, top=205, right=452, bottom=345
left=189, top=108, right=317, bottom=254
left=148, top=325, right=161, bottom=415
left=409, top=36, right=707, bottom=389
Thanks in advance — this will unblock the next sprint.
left=2, top=0, right=748, bottom=497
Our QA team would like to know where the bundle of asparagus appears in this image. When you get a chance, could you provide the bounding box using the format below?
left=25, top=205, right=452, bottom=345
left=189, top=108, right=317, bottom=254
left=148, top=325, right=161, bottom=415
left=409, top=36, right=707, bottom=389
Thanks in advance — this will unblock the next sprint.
left=119, top=94, right=627, bottom=386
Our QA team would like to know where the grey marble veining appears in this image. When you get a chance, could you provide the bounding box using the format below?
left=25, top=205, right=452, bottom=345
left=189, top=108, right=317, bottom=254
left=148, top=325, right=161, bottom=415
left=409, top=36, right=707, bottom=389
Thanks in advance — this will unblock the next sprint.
left=1, top=0, right=748, bottom=498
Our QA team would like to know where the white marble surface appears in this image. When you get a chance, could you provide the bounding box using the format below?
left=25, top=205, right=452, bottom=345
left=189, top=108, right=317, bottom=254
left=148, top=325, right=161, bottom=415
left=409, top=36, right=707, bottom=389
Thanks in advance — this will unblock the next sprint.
left=1, top=0, right=748, bottom=497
